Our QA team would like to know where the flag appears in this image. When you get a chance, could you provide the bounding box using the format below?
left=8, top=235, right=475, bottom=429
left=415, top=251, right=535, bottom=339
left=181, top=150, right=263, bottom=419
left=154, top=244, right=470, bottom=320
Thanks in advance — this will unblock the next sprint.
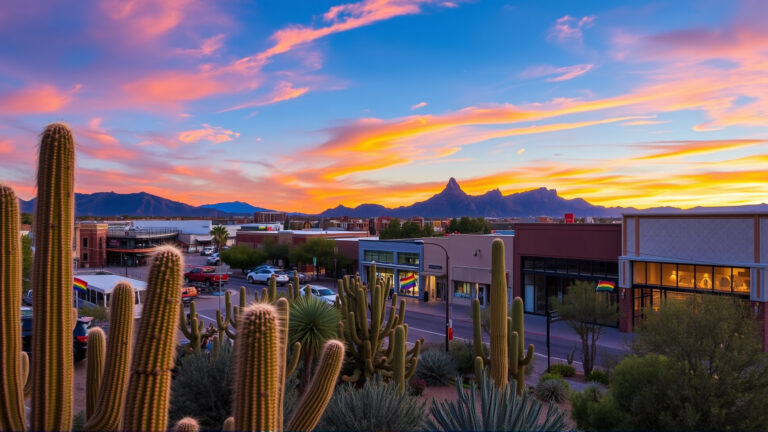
left=399, top=274, right=417, bottom=290
left=73, top=277, right=88, bottom=293
left=596, top=280, right=615, bottom=292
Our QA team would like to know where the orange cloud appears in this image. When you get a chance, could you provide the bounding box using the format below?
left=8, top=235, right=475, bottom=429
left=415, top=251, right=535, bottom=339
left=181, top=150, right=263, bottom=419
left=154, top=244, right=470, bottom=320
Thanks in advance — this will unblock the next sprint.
left=0, top=84, right=78, bottom=114
left=123, top=71, right=229, bottom=106
left=177, top=34, right=226, bottom=57
left=178, top=124, right=240, bottom=144
left=101, top=0, right=194, bottom=40
left=635, top=139, right=765, bottom=160
left=0, top=140, right=13, bottom=154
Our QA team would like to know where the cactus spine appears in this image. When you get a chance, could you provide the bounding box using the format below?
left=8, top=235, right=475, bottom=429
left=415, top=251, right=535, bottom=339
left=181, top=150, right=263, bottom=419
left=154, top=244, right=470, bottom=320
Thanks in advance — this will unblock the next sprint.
left=472, top=239, right=533, bottom=393
left=84, top=282, right=134, bottom=432
left=85, top=327, right=106, bottom=420
left=30, top=123, right=75, bottom=432
left=0, top=185, right=25, bottom=431
left=336, top=263, right=423, bottom=383
left=172, top=417, right=200, bottom=432
left=122, top=246, right=183, bottom=432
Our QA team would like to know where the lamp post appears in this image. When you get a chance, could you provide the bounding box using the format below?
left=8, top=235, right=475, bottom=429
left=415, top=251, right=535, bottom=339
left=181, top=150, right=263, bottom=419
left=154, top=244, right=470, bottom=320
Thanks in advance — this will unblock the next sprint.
left=419, top=240, right=451, bottom=352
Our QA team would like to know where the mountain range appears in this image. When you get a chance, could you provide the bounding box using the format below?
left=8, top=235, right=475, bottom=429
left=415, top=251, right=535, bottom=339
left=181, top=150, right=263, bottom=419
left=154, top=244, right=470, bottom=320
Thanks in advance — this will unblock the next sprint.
left=16, top=178, right=768, bottom=218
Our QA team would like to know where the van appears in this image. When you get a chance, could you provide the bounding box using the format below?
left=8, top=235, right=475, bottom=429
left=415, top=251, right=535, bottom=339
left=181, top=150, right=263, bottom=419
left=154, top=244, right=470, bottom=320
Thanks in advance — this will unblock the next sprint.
left=200, top=246, right=215, bottom=256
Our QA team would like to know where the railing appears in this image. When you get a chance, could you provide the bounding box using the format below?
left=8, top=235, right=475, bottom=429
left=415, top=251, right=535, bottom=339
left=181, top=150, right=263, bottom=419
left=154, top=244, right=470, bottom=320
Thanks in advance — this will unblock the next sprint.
left=107, top=228, right=180, bottom=238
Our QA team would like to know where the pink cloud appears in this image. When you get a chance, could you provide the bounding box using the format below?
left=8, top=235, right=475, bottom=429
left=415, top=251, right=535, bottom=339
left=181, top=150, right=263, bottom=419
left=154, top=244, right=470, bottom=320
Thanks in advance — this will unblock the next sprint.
left=411, top=101, right=428, bottom=110
left=122, top=71, right=230, bottom=106
left=548, top=15, right=595, bottom=44
left=0, top=140, right=13, bottom=154
left=178, top=124, right=240, bottom=144
left=220, top=82, right=309, bottom=112
left=520, top=64, right=593, bottom=82
left=100, top=0, right=195, bottom=41
left=177, top=34, right=226, bottom=57
left=0, top=84, right=79, bottom=114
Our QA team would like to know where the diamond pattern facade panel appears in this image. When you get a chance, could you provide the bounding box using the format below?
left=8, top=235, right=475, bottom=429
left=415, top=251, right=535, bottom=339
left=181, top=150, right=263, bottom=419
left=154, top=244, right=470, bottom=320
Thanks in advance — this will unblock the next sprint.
left=639, top=217, right=754, bottom=264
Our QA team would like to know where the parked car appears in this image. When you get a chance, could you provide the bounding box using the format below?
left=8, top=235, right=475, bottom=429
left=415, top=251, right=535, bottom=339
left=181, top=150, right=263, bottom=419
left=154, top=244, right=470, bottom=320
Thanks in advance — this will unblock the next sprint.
left=21, top=306, right=92, bottom=362
left=308, top=285, right=337, bottom=305
left=247, top=268, right=289, bottom=285
left=22, top=290, right=33, bottom=306
left=184, top=266, right=229, bottom=288
left=200, top=246, right=215, bottom=256
left=181, top=286, right=198, bottom=304
left=206, top=253, right=220, bottom=265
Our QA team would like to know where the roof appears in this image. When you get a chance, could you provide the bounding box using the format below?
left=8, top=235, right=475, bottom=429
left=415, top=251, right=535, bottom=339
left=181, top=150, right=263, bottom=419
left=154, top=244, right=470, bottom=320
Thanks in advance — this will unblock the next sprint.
left=623, top=210, right=768, bottom=217
left=74, top=274, right=147, bottom=292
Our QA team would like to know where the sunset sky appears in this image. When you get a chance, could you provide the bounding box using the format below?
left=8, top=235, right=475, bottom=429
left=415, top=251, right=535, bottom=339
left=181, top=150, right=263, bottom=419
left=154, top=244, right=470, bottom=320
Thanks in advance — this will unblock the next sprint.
left=1, top=0, right=767, bottom=213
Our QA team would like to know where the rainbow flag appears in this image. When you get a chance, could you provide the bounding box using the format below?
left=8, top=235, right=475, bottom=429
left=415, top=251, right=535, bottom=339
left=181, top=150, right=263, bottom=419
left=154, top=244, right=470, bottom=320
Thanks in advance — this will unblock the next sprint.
left=399, top=274, right=417, bottom=290
left=73, top=277, right=88, bottom=293
left=596, top=280, right=615, bottom=292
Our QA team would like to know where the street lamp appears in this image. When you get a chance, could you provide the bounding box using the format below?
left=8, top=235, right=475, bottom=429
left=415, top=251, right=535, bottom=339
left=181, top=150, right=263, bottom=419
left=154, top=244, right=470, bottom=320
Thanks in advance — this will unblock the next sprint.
left=417, top=240, right=451, bottom=352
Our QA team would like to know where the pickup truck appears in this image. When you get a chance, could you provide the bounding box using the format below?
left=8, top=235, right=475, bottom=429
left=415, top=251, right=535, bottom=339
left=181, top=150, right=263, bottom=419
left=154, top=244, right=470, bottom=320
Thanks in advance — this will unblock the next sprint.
left=183, top=266, right=229, bottom=289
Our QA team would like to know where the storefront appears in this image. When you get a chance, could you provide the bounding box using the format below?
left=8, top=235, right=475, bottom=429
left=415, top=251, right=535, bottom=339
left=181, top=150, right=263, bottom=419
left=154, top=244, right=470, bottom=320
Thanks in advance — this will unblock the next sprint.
left=619, top=213, right=767, bottom=339
left=359, top=240, right=424, bottom=299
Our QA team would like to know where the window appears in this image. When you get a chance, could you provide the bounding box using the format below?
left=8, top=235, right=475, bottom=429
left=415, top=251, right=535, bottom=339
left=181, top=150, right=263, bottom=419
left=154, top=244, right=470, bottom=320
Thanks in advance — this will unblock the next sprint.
left=733, top=268, right=750, bottom=294
left=398, top=252, right=420, bottom=266
left=647, top=262, right=661, bottom=285
left=606, top=262, right=619, bottom=278
left=363, top=250, right=394, bottom=264
left=677, top=264, right=694, bottom=289
left=592, top=262, right=607, bottom=277
left=579, top=261, right=592, bottom=276
left=661, top=263, right=677, bottom=288
left=398, top=270, right=419, bottom=297
left=695, top=265, right=713, bottom=290
left=83, top=253, right=88, bottom=262
left=82, top=237, right=88, bottom=248
left=714, top=266, right=732, bottom=292
left=453, top=281, right=472, bottom=299
left=633, top=262, right=646, bottom=284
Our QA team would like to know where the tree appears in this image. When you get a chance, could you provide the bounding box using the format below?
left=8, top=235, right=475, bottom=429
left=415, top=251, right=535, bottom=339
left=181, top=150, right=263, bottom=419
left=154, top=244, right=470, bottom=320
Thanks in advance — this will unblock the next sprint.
left=21, top=213, right=33, bottom=225
left=219, top=245, right=266, bottom=274
left=262, top=237, right=290, bottom=266
left=550, top=280, right=620, bottom=375
left=209, top=225, right=229, bottom=252
left=379, top=219, right=402, bottom=239
left=289, top=238, right=337, bottom=274
left=399, top=221, right=423, bottom=238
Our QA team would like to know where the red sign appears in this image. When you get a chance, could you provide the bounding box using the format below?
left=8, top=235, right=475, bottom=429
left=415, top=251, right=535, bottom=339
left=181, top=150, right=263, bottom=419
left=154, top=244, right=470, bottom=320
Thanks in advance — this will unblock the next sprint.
left=564, top=213, right=575, bottom=223
left=448, top=327, right=454, bottom=341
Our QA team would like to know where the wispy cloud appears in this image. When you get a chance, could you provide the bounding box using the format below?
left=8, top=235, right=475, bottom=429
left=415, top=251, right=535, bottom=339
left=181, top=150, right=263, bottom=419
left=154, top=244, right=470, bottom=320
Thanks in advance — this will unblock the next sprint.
left=220, top=82, right=309, bottom=112
left=177, top=34, right=226, bottom=57
left=178, top=124, right=240, bottom=144
left=411, top=101, right=428, bottom=110
left=0, top=84, right=80, bottom=114
left=520, top=64, right=594, bottom=82
left=548, top=15, right=595, bottom=44
left=634, top=139, right=766, bottom=160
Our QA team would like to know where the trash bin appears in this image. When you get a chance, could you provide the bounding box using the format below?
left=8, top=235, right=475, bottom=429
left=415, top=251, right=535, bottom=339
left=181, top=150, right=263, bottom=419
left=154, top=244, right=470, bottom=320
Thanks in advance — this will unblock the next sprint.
left=423, top=291, right=429, bottom=302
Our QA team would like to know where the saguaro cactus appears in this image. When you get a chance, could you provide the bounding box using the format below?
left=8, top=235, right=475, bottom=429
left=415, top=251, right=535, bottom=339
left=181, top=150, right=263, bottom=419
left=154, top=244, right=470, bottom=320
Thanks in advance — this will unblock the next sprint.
left=85, top=327, right=106, bottom=420
left=472, top=239, right=533, bottom=393
left=0, top=185, right=25, bottom=431
left=30, top=123, right=76, bottom=432
left=388, top=324, right=421, bottom=393
left=336, top=263, right=423, bottom=383
left=173, top=417, right=200, bottom=432
left=84, top=282, right=134, bottom=432
left=122, top=246, right=183, bottom=432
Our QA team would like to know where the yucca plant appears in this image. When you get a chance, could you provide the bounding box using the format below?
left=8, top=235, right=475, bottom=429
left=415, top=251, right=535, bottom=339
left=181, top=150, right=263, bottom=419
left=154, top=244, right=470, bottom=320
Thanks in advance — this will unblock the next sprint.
left=289, top=294, right=340, bottom=387
left=427, top=372, right=568, bottom=431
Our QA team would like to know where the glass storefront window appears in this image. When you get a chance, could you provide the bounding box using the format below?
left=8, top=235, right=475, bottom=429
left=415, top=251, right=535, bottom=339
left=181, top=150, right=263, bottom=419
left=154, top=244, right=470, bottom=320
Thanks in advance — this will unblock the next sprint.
left=677, top=264, right=694, bottom=289
left=535, top=275, right=546, bottom=314
left=365, top=266, right=394, bottom=286
left=397, top=253, right=420, bottom=266
left=363, top=250, right=394, bottom=264
left=633, top=262, right=646, bottom=284
left=662, top=263, right=677, bottom=288
left=606, top=262, right=619, bottom=278
left=592, top=262, right=606, bottom=276
left=398, top=270, right=419, bottom=297
left=523, top=258, right=534, bottom=269
left=714, top=266, right=732, bottom=292
left=732, top=268, right=750, bottom=294
left=579, top=261, right=592, bottom=276
left=454, top=281, right=472, bottom=299
left=647, top=262, right=661, bottom=285
left=534, top=259, right=545, bottom=271
left=695, top=265, right=713, bottom=290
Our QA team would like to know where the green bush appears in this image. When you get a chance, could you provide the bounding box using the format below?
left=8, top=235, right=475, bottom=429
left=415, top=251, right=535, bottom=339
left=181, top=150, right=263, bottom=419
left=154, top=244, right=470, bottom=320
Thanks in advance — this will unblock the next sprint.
left=586, top=369, right=610, bottom=385
left=319, top=376, right=427, bottom=431
left=169, top=341, right=233, bottom=430
left=571, top=384, right=626, bottom=430
left=534, top=377, right=570, bottom=403
left=548, top=363, right=575, bottom=377
left=448, top=340, right=475, bottom=375
left=539, top=371, right=562, bottom=381
left=78, top=304, right=108, bottom=323
left=416, top=350, right=458, bottom=386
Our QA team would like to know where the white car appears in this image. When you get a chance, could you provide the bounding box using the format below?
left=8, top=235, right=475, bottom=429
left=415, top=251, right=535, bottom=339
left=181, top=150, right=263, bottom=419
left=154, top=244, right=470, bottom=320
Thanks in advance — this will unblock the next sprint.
left=247, top=268, right=289, bottom=285
left=308, top=286, right=337, bottom=305
left=206, top=253, right=220, bottom=265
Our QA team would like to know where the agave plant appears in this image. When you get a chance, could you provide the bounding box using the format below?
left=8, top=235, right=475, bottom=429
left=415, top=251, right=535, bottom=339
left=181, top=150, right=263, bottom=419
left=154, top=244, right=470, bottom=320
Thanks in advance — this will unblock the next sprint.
left=289, top=294, right=340, bottom=386
left=427, top=372, right=568, bottom=431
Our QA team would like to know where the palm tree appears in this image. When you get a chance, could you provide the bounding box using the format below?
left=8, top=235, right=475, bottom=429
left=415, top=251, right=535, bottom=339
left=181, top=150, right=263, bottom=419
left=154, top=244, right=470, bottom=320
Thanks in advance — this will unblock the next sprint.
left=289, top=294, right=340, bottom=388
left=210, top=225, right=229, bottom=253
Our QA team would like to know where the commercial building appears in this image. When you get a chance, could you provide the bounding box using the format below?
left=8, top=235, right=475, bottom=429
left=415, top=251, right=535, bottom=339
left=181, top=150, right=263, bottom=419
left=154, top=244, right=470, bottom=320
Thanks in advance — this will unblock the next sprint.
left=254, top=212, right=286, bottom=223
left=513, top=224, right=621, bottom=325
left=618, top=212, right=768, bottom=340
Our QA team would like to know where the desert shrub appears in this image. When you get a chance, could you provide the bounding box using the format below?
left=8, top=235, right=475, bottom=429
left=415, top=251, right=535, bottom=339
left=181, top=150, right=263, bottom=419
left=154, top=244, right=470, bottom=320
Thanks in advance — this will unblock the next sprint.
left=448, top=340, right=475, bottom=375
left=549, top=363, right=575, bottom=377
left=409, top=378, right=427, bottom=396
left=534, top=376, right=570, bottom=403
left=319, top=376, right=427, bottom=431
left=586, top=369, right=610, bottom=385
left=78, top=304, right=108, bottom=323
left=416, top=350, right=458, bottom=386
left=571, top=384, right=626, bottom=430
left=169, top=341, right=233, bottom=430
left=539, top=371, right=562, bottom=381
left=428, top=372, right=568, bottom=431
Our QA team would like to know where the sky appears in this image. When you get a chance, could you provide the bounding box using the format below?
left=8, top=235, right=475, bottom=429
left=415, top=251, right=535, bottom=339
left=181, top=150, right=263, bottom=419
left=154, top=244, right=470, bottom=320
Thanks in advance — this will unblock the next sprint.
left=1, top=0, right=767, bottom=213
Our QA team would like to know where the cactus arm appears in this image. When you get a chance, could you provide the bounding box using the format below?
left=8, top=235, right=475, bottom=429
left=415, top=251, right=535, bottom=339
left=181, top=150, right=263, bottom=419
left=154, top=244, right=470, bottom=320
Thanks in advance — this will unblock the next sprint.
left=509, top=328, right=519, bottom=377
left=347, top=312, right=363, bottom=346
left=287, top=340, right=344, bottom=431
left=30, top=124, right=76, bottom=432
left=391, top=326, right=407, bottom=393
left=222, top=417, right=235, bottom=431
left=395, top=298, right=406, bottom=326
left=233, top=304, right=279, bottom=432
left=404, top=345, right=421, bottom=381
left=474, top=356, right=485, bottom=384
left=521, top=344, right=534, bottom=366
left=0, top=185, right=25, bottom=432
left=85, top=327, right=106, bottom=420
left=489, top=239, right=509, bottom=389
left=286, top=341, right=302, bottom=376
left=172, top=417, right=200, bottom=432
left=122, top=246, right=183, bottom=432
left=21, top=352, right=30, bottom=399
left=85, top=282, right=134, bottom=432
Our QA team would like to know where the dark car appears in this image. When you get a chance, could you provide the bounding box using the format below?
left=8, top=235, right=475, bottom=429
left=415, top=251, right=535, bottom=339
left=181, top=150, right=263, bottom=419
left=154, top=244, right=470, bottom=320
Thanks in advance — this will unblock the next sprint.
left=21, top=306, right=92, bottom=362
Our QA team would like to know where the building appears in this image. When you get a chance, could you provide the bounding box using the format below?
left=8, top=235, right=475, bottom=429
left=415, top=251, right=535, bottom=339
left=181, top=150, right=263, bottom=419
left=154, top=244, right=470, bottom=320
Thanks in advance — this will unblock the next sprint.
left=358, top=239, right=424, bottom=299
left=78, top=223, right=108, bottom=268
left=254, top=212, right=286, bottom=223
left=105, top=226, right=179, bottom=267
left=422, top=235, right=515, bottom=307
left=618, top=212, right=768, bottom=341
left=513, top=224, right=621, bottom=325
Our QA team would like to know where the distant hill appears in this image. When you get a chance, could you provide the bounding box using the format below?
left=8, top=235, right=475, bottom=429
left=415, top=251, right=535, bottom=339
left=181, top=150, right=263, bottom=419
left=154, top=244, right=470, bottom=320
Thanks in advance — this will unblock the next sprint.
left=319, top=178, right=632, bottom=218
left=19, top=192, right=226, bottom=217
left=199, top=201, right=273, bottom=214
